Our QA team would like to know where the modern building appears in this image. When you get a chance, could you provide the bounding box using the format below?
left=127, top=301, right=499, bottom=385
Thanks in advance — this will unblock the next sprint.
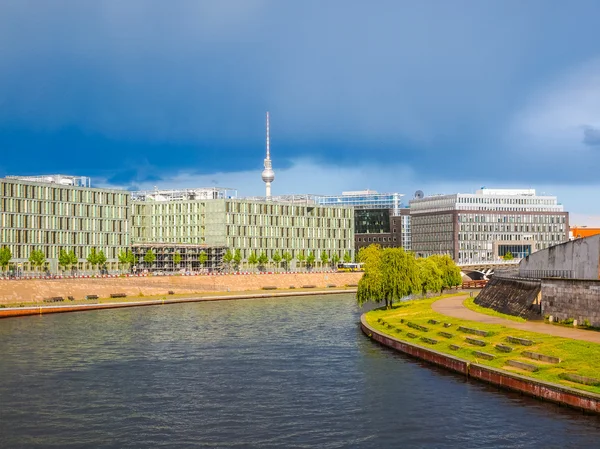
left=409, top=188, right=569, bottom=264
left=131, top=189, right=355, bottom=268
left=0, top=175, right=130, bottom=273
left=315, top=190, right=408, bottom=251
left=570, top=226, right=600, bottom=240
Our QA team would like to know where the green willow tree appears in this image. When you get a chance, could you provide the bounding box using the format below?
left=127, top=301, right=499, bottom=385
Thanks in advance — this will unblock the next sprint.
left=357, top=246, right=421, bottom=309
left=143, top=249, right=156, bottom=268
left=320, top=251, right=329, bottom=270
left=430, top=254, right=462, bottom=292
left=29, top=249, right=46, bottom=273
left=118, top=249, right=135, bottom=272
left=417, top=257, right=443, bottom=296
left=58, top=249, right=71, bottom=272
left=343, top=251, right=352, bottom=263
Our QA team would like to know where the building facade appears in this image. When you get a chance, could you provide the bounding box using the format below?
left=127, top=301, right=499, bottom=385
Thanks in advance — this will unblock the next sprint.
left=131, top=189, right=355, bottom=268
left=315, top=190, right=409, bottom=251
left=410, top=188, right=569, bottom=264
left=0, top=175, right=130, bottom=272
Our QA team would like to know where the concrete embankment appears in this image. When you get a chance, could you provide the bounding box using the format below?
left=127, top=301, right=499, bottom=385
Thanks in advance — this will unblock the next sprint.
left=361, top=314, right=600, bottom=414
left=0, top=272, right=362, bottom=305
left=0, top=288, right=357, bottom=319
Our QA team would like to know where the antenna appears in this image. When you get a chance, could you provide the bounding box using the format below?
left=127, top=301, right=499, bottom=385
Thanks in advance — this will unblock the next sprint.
left=266, top=111, right=270, bottom=160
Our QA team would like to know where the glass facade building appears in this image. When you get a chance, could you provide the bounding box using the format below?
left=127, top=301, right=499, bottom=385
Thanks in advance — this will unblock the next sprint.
left=409, top=189, right=569, bottom=263
left=315, top=190, right=404, bottom=215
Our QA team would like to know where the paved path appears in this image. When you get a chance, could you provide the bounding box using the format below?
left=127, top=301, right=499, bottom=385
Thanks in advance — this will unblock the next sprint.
left=433, top=295, right=600, bottom=344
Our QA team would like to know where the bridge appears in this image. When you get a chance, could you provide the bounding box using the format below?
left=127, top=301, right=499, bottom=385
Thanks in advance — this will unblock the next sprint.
left=458, top=260, right=520, bottom=280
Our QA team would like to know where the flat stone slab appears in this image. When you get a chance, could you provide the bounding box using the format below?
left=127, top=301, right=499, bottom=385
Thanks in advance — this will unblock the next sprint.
left=301, top=285, right=316, bottom=288
left=437, top=331, right=454, bottom=339
left=507, top=360, right=538, bottom=372
left=522, top=351, right=561, bottom=364
left=406, top=332, right=418, bottom=339
left=495, top=344, right=514, bottom=353
left=406, top=322, right=430, bottom=332
left=262, top=286, right=277, bottom=290
left=443, top=323, right=452, bottom=328
left=420, top=337, right=438, bottom=345
left=506, top=336, right=534, bottom=346
left=472, top=351, right=495, bottom=361
left=559, top=373, right=600, bottom=386
left=466, top=337, right=487, bottom=347
left=449, top=344, right=461, bottom=351
left=428, top=319, right=440, bottom=325
left=458, top=326, right=491, bottom=337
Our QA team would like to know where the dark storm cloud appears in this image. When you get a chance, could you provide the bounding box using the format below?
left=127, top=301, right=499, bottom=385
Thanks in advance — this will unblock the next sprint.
left=583, top=126, right=600, bottom=146
left=0, top=0, right=600, bottom=185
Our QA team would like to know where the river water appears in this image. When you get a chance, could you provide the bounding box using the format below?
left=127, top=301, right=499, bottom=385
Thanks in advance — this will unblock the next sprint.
left=0, top=293, right=599, bottom=448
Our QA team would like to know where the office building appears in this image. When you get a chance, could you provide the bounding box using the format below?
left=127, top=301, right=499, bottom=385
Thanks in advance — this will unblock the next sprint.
left=409, top=188, right=569, bottom=263
left=0, top=175, right=130, bottom=272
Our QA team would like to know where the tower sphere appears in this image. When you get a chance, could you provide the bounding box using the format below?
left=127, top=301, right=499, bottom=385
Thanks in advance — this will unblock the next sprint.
left=262, top=168, right=275, bottom=183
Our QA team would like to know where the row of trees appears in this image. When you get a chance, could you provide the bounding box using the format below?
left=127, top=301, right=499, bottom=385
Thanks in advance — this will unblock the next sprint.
left=0, top=246, right=110, bottom=273
left=222, top=249, right=353, bottom=272
left=357, top=245, right=462, bottom=309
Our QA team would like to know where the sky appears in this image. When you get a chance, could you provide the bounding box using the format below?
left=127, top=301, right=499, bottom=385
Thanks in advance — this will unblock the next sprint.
left=1, top=0, right=600, bottom=224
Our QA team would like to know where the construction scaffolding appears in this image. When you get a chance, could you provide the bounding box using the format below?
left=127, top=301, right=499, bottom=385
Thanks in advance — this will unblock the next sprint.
left=131, top=243, right=227, bottom=273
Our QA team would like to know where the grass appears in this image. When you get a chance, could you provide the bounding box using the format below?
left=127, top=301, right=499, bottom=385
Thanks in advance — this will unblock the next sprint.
left=365, top=295, right=600, bottom=395
left=463, top=296, right=526, bottom=322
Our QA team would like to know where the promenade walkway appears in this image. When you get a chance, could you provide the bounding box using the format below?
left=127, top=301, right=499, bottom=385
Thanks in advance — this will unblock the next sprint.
left=433, top=295, right=600, bottom=344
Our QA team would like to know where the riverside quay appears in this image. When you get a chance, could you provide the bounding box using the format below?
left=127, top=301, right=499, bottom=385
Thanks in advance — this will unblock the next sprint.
left=0, top=175, right=355, bottom=273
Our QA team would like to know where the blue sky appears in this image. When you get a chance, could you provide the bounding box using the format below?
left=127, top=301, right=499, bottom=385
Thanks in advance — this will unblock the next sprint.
left=1, top=1, right=600, bottom=223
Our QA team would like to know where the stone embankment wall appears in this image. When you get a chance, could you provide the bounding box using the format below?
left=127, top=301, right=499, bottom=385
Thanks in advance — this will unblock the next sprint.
left=0, top=272, right=363, bottom=305
left=541, top=278, right=600, bottom=326
left=519, top=235, right=600, bottom=280
left=474, top=276, right=542, bottom=320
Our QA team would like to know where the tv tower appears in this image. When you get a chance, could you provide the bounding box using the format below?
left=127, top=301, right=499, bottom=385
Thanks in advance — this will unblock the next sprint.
left=261, top=111, right=275, bottom=198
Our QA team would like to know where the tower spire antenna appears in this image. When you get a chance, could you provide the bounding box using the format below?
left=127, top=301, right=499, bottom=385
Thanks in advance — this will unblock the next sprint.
left=261, top=111, right=275, bottom=198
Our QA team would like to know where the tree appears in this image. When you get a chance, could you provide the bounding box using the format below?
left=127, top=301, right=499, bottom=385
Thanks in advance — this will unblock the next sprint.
left=503, top=251, right=514, bottom=260
left=97, top=250, right=107, bottom=272
left=272, top=251, right=282, bottom=271
left=306, top=251, right=315, bottom=270
left=29, top=249, right=46, bottom=272
left=320, top=251, right=329, bottom=270
left=357, top=247, right=421, bottom=310
left=331, top=253, right=340, bottom=269
left=430, top=254, right=462, bottom=292
left=118, top=249, right=135, bottom=272
left=87, top=248, right=99, bottom=270
left=173, top=251, right=182, bottom=268
left=58, top=249, right=71, bottom=272
left=143, top=248, right=156, bottom=268
left=257, top=252, right=269, bottom=271
left=0, top=247, right=11, bottom=273
left=343, top=251, right=352, bottom=263
left=198, top=251, right=208, bottom=270
left=233, top=249, right=242, bottom=271
left=417, top=257, right=443, bottom=296
left=248, top=251, right=258, bottom=272
left=357, top=244, right=382, bottom=264
left=68, top=250, right=78, bottom=273
left=297, top=252, right=306, bottom=271
left=282, top=251, right=293, bottom=271
left=223, top=249, right=233, bottom=272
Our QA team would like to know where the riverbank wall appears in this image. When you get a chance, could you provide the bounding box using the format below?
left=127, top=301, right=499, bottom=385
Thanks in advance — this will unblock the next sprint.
left=0, top=272, right=363, bottom=305
left=361, top=315, right=600, bottom=414
left=0, top=288, right=357, bottom=319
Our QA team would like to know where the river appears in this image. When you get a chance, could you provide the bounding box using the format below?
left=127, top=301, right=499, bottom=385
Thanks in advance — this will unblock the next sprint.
left=0, top=293, right=599, bottom=448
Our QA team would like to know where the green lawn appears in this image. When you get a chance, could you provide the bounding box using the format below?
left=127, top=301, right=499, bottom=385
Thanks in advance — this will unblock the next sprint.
left=463, top=296, right=526, bottom=322
left=365, top=295, right=600, bottom=395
